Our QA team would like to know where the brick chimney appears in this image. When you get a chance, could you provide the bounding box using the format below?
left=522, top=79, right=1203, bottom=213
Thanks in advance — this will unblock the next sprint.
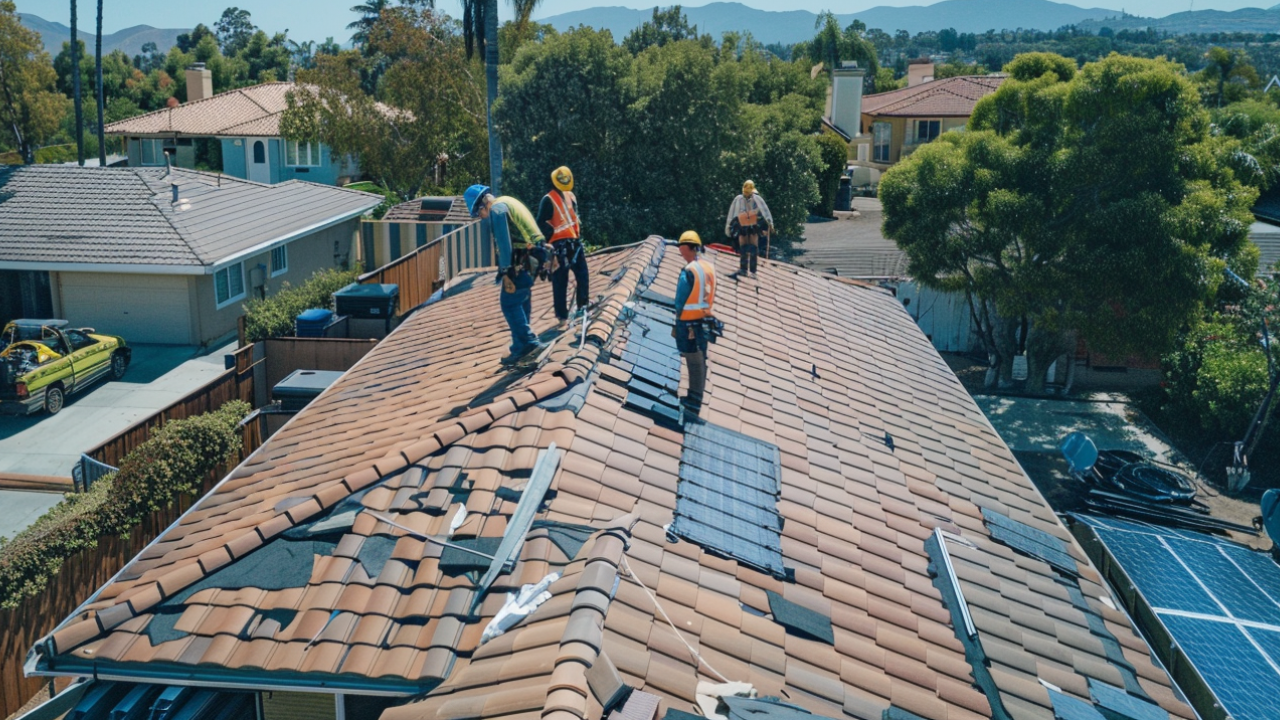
left=186, top=63, right=213, bottom=103
left=831, top=61, right=866, bottom=139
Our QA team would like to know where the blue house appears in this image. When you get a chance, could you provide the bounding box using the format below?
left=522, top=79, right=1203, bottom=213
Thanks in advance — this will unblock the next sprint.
left=104, top=72, right=353, bottom=186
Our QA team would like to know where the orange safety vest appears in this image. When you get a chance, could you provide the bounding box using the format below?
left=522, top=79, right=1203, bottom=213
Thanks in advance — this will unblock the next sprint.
left=679, top=259, right=716, bottom=321
left=547, top=190, right=581, bottom=242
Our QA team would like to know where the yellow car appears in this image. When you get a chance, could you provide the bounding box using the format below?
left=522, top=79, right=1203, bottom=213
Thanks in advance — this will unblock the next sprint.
left=0, top=319, right=130, bottom=415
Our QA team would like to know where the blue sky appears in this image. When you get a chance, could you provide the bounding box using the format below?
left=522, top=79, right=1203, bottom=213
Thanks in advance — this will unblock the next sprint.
left=20, top=0, right=1268, bottom=45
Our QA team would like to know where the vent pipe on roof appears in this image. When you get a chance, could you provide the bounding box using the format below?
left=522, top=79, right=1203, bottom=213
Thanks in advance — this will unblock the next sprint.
left=171, top=183, right=179, bottom=204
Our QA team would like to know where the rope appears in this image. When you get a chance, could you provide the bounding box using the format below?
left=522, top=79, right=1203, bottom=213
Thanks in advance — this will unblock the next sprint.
left=619, top=556, right=730, bottom=683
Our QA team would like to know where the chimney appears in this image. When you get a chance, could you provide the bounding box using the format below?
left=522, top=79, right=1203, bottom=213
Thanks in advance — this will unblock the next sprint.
left=831, top=61, right=866, bottom=139
left=186, top=63, right=213, bottom=103
left=908, top=61, right=935, bottom=87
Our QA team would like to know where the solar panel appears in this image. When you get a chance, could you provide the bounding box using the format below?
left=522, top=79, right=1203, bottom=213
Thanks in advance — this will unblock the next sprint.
left=604, top=300, right=684, bottom=425
left=982, top=509, right=1078, bottom=576
left=1047, top=689, right=1107, bottom=720
left=1086, top=679, right=1168, bottom=720
left=1077, top=514, right=1280, bottom=720
left=671, top=421, right=785, bottom=578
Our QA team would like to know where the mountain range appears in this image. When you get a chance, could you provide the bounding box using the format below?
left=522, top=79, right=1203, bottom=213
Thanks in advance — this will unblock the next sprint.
left=19, top=13, right=186, bottom=58
left=541, top=0, right=1125, bottom=43
left=1077, top=5, right=1280, bottom=34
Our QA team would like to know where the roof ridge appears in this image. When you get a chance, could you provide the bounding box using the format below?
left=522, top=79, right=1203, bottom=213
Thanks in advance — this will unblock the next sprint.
left=128, top=167, right=204, bottom=265
left=104, top=81, right=294, bottom=135
left=44, top=238, right=666, bottom=658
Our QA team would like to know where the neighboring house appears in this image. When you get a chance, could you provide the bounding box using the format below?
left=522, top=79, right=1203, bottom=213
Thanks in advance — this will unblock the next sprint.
left=858, top=73, right=1004, bottom=169
left=26, top=238, right=1197, bottom=720
left=1249, top=187, right=1280, bottom=275
left=0, top=166, right=380, bottom=345
left=103, top=69, right=352, bottom=186
left=362, top=196, right=478, bottom=270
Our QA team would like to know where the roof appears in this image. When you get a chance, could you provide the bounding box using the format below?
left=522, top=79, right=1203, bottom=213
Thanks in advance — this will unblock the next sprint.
left=861, top=75, right=1005, bottom=119
left=31, top=238, right=1195, bottom=720
left=0, top=166, right=381, bottom=271
left=382, top=197, right=474, bottom=225
left=794, top=199, right=910, bottom=279
left=103, top=83, right=295, bottom=138
left=1249, top=222, right=1280, bottom=276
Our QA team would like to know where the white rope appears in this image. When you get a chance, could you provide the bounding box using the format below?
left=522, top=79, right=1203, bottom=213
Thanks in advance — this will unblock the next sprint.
left=619, top=556, right=730, bottom=683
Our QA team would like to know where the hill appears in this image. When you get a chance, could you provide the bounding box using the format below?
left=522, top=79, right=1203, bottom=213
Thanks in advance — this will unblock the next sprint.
left=541, top=0, right=1122, bottom=44
left=19, top=13, right=187, bottom=58
left=1077, top=7, right=1280, bottom=35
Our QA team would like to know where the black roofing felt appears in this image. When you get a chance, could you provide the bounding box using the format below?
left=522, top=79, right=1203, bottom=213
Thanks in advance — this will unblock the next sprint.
left=168, top=538, right=336, bottom=605
left=355, top=535, right=398, bottom=579
left=671, top=421, right=785, bottom=578
left=724, top=696, right=838, bottom=720
left=531, top=519, right=596, bottom=560
left=765, top=590, right=834, bottom=645
left=438, top=537, right=503, bottom=575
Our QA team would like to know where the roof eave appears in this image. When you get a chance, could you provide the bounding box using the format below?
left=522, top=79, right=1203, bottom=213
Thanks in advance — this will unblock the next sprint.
left=205, top=202, right=380, bottom=271
left=0, top=260, right=206, bottom=275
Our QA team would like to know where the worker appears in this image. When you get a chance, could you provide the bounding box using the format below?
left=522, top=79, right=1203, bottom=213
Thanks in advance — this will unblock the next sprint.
left=465, top=184, right=548, bottom=365
left=673, top=230, right=716, bottom=414
left=536, top=166, right=589, bottom=326
left=724, top=179, right=774, bottom=279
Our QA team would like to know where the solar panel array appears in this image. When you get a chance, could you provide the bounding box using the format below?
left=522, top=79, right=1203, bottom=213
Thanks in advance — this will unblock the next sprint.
left=609, top=300, right=683, bottom=425
left=671, top=420, right=786, bottom=578
left=1078, top=514, right=1280, bottom=720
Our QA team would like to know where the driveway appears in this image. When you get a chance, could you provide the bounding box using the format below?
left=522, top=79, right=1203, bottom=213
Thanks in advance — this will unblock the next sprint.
left=0, top=342, right=234, bottom=479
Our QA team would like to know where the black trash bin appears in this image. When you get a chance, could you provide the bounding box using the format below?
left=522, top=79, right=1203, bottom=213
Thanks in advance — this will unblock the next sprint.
left=835, top=176, right=853, bottom=212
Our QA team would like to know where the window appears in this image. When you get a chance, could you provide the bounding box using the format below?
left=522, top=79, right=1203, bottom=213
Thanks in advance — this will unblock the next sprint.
left=915, top=119, right=941, bottom=143
left=64, top=330, right=98, bottom=352
left=285, top=140, right=322, bottom=167
left=139, top=138, right=165, bottom=166
left=873, top=122, right=891, bottom=163
left=252, top=140, right=266, bottom=164
left=214, top=262, right=246, bottom=308
left=271, top=245, right=288, bottom=277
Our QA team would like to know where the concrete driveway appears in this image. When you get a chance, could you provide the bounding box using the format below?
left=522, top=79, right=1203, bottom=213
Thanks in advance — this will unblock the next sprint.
left=973, top=396, right=1178, bottom=462
left=0, top=342, right=234, bottom=479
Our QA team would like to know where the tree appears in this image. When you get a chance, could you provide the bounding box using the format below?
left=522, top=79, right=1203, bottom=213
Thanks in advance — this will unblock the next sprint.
left=461, top=0, right=502, bottom=193
left=215, top=7, right=257, bottom=56
left=0, top=1, right=65, bottom=162
left=70, top=0, right=83, bottom=165
left=348, top=0, right=391, bottom=46
left=283, top=8, right=487, bottom=200
left=795, top=12, right=878, bottom=86
left=94, top=0, right=104, bottom=165
left=1200, top=47, right=1258, bottom=108
left=176, top=24, right=216, bottom=53
left=882, top=53, right=1258, bottom=392
left=622, top=5, right=707, bottom=54
left=1212, top=99, right=1280, bottom=190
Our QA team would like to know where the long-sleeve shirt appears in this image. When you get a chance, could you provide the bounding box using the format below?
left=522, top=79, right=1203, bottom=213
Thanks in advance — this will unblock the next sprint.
left=489, top=197, right=543, bottom=268
left=674, top=265, right=695, bottom=322
left=725, top=193, right=774, bottom=237
left=536, top=191, right=579, bottom=240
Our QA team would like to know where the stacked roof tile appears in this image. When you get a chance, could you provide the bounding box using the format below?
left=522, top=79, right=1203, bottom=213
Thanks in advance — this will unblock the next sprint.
left=31, top=238, right=1195, bottom=720
left=861, top=76, right=1005, bottom=118
left=0, top=166, right=380, bottom=268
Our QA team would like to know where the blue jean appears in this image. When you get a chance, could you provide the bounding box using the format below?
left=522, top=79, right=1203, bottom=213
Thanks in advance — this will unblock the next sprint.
left=500, top=270, right=538, bottom=355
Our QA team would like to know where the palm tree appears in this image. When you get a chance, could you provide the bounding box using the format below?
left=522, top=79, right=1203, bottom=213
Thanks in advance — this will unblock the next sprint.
left=347, top=0, right=390, bottom=46
left=462, top=0, right=503, bottom=193
left=512, top=0, right=540, bottom=31
left=95, top=0, right=105, bottom=166
left=71, top=0, right=84, bottom=165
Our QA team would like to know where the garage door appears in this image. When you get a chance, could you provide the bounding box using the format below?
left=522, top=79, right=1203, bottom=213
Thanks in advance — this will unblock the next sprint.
left=57, top=272, right=193, bottom=345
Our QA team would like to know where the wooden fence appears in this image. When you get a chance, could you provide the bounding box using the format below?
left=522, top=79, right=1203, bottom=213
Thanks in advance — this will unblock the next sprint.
left=88, top=345, right=258, bottom=468
left=262, top=337, right=379, bottom=392
left=358, top=220, right=489, bottom=316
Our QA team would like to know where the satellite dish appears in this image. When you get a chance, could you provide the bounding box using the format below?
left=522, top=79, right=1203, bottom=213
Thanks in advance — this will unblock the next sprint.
left=1061, top=431, right=1099, bottom=475
left=1262, top=489, right=1280, bottom=547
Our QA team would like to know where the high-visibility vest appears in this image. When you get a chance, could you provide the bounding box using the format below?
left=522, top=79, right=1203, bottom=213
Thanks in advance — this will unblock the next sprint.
left=680, top=259, right=716, bottom=321
left=493, top=195, right=544, bottom=249
left=547, top=190, right=581, bottom=242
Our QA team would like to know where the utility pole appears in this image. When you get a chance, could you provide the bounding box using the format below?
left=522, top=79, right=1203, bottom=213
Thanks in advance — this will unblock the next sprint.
left=71, top=0, right=84, bottom=166
left=95, top=0, right=106, bottom=166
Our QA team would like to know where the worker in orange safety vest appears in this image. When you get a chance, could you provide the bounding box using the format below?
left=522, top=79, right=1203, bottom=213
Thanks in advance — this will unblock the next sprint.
left=536, top=166, right=590, bottom=327
left=673, top=230, right=717, bottom=414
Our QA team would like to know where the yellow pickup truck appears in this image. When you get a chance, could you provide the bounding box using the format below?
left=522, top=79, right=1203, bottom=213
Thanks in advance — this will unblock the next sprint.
left=0, top=319, right=130, bottom=415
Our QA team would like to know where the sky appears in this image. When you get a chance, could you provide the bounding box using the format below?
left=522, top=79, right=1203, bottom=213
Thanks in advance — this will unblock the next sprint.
left=19, top=0, right=1272, bottom=45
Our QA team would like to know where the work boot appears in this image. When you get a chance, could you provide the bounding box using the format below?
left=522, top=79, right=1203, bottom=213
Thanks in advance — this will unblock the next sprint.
left=501, top=341, right=547, bottom=366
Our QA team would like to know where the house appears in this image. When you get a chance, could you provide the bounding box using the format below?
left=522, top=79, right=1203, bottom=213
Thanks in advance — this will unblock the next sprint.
left=25, top=237, right=1197, bottom=720
left=103, top=70, right=352, bottom=186
left=1249, top=187, right=1280, bottom=276
left=362, top=196, right=479, bottom=271
left=856, top=73, right=1004, bottom=170
left=0, top=166, right=380, bottom=345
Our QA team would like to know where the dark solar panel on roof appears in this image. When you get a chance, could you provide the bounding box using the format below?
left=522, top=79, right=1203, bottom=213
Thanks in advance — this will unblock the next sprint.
left=982, top=508, right=1078, bottom=576
left=1048, top=689, right=1107, bottom=720
left=606, top=300, right=684, bottom=425
left=1087, top=679, right=1169, bottom=720
left=671, top=421, right=785, bottom=578
left=766, top=590, right=835, bottom=645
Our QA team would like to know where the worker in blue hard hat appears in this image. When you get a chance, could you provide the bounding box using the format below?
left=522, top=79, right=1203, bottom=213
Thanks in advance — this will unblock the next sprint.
left=464, top=184, right=548, bottom=365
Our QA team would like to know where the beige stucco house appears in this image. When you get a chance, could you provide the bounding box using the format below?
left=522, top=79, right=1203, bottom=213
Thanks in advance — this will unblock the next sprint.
left=0, top=166, right=380, bottom=346
left=857, top=73, right=1005, bottom=169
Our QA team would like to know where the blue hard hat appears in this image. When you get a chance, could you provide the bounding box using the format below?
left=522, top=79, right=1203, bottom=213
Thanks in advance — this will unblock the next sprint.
left=464, top=184, right=491, bottom=217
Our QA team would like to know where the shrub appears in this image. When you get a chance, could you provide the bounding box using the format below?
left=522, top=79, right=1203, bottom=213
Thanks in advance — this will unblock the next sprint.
left=811, top=130, right=849, bottom=218
left=0, top=401, right=249, bottom=608
left=242, top=268, right=359, bottom=343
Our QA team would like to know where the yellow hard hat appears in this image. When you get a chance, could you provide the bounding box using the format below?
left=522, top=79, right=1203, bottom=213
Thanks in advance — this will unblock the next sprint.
left=742, top=179, right=756, bottom=194
left=551, top=166, right=574, bottom=192
left=678, top=230, right=702, bottom=247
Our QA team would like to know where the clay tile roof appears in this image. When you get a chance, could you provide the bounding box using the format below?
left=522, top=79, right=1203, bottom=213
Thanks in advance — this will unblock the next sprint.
left=862, top=75, right=1005, bottom=118
left=383, top=197, right=474, bottom=224
left=104, top=83, right=296, bottom=138
left=31, top=237, right=1194, bottom=720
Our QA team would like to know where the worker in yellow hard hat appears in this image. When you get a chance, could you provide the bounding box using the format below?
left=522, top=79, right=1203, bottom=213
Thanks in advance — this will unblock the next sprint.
left=725, top=179, right=774, bottom=279
left=536, top=166, right=589, bottom=328
left=673, top=230, right=717, bottom=414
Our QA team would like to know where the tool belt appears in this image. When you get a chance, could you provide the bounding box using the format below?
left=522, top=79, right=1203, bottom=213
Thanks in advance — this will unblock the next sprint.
left=549, top=238, right=583, bottom=273
left=673, top=317, right=724, bottom=344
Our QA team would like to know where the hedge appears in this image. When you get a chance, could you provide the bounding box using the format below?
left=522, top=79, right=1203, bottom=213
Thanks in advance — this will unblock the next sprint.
left=0, top=401, right=250, bottom=608
left=811, top=130, right=850, bottom=218
left=241, top=268, right=359, bottom=343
